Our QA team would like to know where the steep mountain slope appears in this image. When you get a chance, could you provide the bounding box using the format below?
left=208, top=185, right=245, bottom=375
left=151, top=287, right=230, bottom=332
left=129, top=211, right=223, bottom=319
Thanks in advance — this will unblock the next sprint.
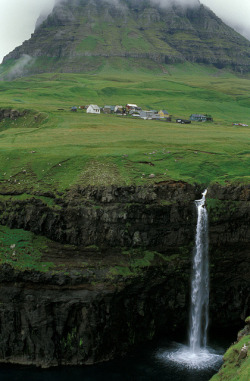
left=2, top=0, right=250, bottom=77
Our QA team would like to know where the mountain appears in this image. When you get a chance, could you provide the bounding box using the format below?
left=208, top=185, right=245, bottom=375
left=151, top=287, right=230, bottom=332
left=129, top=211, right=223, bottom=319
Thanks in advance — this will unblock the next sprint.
left=2, top=0, right=250, bottom=77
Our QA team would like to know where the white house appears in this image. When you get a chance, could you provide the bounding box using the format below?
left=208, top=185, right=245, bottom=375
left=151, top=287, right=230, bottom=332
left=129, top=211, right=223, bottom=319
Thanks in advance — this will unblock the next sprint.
left=86, top=105, right=100, bottom=114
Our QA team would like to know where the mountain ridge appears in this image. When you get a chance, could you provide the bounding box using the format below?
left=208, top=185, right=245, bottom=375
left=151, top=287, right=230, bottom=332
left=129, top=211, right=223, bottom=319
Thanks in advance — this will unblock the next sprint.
left=2, top=0, right=250, bottom=77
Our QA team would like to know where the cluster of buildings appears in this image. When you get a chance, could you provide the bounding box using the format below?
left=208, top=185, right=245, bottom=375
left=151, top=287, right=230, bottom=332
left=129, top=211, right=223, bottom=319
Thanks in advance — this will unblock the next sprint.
left=72, top=104, right=171, bottom=121
left=71, top=104, right=214, bottom=123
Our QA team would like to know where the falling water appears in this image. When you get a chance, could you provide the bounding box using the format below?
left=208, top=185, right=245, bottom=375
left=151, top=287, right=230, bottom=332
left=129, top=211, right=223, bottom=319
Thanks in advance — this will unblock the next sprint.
left=156, top=189, right=222, bottom=370
left=189, top=189, right=209, bottom=353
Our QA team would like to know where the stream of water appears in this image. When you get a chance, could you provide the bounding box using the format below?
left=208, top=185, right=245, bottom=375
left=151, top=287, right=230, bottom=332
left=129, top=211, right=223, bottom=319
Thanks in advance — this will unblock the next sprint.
left=189, top=189, right=209, bottom=352
left=0, top=190, right=225, bottom=380
left=156, top=190, right=223, bottom=370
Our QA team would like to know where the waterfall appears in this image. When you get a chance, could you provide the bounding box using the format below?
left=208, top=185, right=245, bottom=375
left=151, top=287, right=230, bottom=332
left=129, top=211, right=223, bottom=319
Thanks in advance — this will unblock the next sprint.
left=189, top=189, right=209, bottom=353
left=157, top=189, right=223, bottom=370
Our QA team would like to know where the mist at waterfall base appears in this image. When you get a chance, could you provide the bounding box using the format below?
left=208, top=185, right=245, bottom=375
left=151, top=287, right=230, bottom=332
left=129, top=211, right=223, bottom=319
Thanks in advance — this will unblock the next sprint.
left=0, top=191, right=226, bottom=380
left=0, top=336, right=227, bottom=381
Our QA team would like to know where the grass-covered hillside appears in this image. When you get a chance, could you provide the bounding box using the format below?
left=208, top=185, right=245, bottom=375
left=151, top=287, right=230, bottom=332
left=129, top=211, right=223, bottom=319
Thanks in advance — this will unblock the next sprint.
left=1, top=64, right=250, bottom=193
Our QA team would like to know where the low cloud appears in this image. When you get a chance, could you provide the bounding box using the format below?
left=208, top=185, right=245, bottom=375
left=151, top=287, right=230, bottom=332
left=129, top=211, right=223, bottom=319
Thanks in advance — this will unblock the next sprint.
left=201, top=0, right=250, bottom=41
left=5, top=54, right=35, bottom=80
left=0, top=1, right=55, bottom=63
left=55, top=0, right=200, bottom=8
left=225, top=22, right=250, bottom=42
left=1, top=0, right=249, bottom=64
left=150, top=0, right=200, bottom=8
left=105, top=0, right=125, bottom=7
left=236, top=27, right=250, bottom=41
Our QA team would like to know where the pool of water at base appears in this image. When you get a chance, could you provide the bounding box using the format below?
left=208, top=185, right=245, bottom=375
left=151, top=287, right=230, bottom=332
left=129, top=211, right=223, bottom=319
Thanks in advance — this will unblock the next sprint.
left=0, top=337, right=228, bottom=381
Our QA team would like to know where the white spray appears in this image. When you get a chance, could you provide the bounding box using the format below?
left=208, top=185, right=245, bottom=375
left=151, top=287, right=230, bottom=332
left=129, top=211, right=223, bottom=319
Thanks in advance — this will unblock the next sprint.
left=189, top=189, right=209, bottom=353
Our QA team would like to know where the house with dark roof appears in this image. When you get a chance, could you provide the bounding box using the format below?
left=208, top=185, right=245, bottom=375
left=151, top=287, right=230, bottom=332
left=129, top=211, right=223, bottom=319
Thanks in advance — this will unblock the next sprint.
left=132, top=110, right=158, bottom=120
left=103, top=105, right=115, bottom=114
left=190, top=114, right=213, bottom=122
left=158, top=110, right=169, bottom=118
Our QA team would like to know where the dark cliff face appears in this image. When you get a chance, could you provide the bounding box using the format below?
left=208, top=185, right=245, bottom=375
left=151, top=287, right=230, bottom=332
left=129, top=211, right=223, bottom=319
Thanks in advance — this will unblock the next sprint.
left=0, top=182, right=198, bottom=367
left=0, top=264, right=190, bottom=367
left=0, top=182, right=249, bottom=367
left=0, top=183, right=198, bottom=249
left=2, top=0, right=250, bottom=75
left=207, top=184, right=250, bottom=329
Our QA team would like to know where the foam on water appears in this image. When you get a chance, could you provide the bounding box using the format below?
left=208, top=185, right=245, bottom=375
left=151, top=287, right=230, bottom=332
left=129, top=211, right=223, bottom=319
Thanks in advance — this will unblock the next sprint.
left=156, top=343, right=223, bottom=370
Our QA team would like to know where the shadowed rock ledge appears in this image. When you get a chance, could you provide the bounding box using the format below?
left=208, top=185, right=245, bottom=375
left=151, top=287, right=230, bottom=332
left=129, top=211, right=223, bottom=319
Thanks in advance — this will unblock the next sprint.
left=0, top=182, right=249, bottom=367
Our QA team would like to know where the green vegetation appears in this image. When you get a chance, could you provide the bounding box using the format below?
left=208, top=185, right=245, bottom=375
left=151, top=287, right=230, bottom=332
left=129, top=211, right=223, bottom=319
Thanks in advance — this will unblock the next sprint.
left=0, top=221, right=180, bottom=277
left=0, top=66, right=250, bottom=194
left=61, top=327, right=79, bottom=352
left=210, top=318, right=250, bottom=381
left=206, top=199, right=239, bottom=222
left=2, top=0, right=250, bottom=77
left=107, top=249, right=179, bottom=278
left=0, top=225, right=54, bottom=271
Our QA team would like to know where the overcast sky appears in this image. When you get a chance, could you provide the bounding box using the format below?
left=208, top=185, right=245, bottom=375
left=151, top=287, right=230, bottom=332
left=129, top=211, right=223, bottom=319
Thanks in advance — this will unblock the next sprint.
left=0, top=0, right=250, bottom=63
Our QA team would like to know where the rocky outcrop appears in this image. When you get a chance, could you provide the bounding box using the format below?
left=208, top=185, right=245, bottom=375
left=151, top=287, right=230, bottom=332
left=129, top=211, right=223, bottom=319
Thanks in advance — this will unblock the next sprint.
left=0, top=182, right=249, bottom=367
left=210, top=317, right=250, bottom=380
left=0, top=261, right=190, bottom=367
left=0, top=109, right=26, bottom=121
left=0, top=182, right=200, bottom=249
left=206, top=184, right=250, bottom=329
left=2, top=0, right=250, bottom=76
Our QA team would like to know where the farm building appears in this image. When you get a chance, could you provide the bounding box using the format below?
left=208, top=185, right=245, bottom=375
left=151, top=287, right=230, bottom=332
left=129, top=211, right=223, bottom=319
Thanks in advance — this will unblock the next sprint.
left=190, top=114, right=213, bottom=122
left=158, top=110, right=169, bottom=118
left=87, top=105, right=100, bottom=114
left=126, top=104, right=138, bottom=111
left=103, top=105, right=115, bottom=114
left=133, top=110, right=158, bottom=120
left=126, top=104, right=142, bottom=112
left=114, top=105, right=124, bottom=114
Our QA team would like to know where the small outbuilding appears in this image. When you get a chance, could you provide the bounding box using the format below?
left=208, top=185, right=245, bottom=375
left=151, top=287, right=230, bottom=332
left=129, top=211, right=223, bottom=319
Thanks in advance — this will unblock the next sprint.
left=103, top=105, right=115, bottom=114
left=126, top=104, right=142, bottom=112
left=133, top=110, right=158, bottom=120
left=86, top=105, right=101, bottom=114
left=114, top=105, right=124, bottom=114
left=126, top=104, right=138, bottom=111
left=190, top=114, right=213, bottom=122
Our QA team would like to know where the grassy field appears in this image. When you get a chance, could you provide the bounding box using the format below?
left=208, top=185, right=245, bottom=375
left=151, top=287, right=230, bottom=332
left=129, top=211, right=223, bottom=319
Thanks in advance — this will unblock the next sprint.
left=0, top=224, right=54, bottom=271
left=1, top=64, right=250, bottom=193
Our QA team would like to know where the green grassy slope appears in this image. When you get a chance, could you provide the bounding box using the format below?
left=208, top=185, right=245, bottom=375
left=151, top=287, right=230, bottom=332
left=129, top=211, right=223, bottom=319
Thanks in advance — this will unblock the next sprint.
left=210, top=318, right=250, bottom=381
left=0, top=224, right=54, bottom=271
left=1, top=65, right=250, bottom=193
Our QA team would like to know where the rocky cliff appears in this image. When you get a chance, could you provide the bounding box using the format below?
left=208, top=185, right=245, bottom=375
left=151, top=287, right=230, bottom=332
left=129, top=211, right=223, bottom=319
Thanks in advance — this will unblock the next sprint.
left=2, top=0, right=250, bottom=77
left=210, top=317, right=250, bottom=380
left=0, top=182, right=249, bottom=367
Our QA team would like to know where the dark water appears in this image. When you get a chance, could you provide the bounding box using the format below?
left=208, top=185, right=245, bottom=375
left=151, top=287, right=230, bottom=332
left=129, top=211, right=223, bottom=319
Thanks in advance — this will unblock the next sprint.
left=0, top=337, right=227, bottom=381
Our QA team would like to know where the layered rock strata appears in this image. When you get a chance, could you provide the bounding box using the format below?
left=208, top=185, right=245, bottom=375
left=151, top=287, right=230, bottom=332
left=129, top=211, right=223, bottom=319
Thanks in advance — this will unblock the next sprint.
left=2, top=0, right=250, bottom=75
left=0, top=182, right=249, bottom=367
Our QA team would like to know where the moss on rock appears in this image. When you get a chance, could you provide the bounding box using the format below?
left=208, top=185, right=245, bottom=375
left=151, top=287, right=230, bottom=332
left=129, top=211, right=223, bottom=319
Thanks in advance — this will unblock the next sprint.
left=210, top=317, right=250, bottom=381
